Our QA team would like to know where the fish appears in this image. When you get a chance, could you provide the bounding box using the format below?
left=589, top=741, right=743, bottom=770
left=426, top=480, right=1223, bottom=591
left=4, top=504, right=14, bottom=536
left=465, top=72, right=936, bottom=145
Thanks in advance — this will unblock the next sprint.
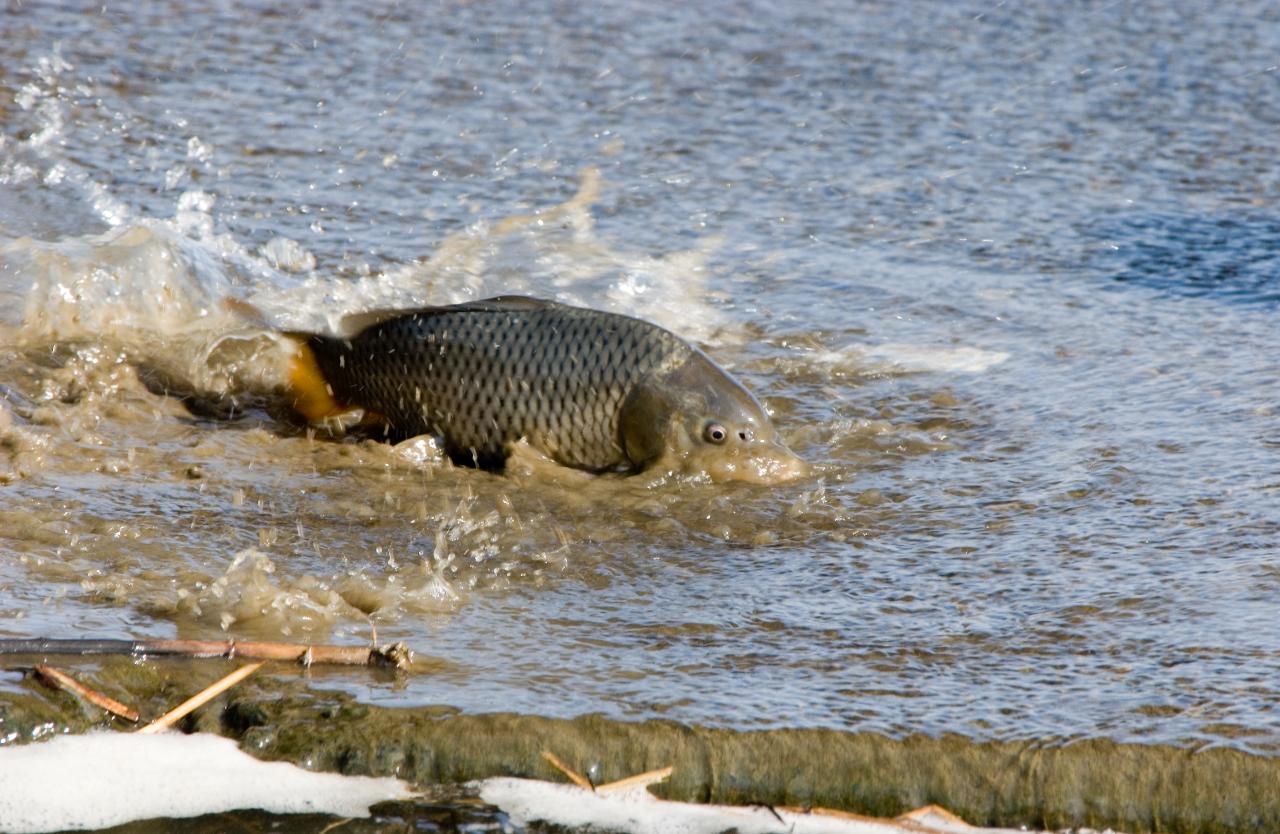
left=282, top=296, right=807, bottom=484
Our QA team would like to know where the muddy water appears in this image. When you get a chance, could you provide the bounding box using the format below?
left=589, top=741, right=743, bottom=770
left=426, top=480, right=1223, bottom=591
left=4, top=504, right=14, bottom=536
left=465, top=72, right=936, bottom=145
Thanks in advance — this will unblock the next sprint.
left=1, top=0, right=1278, bottom=820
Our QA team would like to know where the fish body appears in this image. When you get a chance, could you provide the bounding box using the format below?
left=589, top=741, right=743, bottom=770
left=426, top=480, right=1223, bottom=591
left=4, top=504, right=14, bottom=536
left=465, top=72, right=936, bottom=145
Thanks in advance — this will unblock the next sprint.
left=286, top=296, right=806, bottom=483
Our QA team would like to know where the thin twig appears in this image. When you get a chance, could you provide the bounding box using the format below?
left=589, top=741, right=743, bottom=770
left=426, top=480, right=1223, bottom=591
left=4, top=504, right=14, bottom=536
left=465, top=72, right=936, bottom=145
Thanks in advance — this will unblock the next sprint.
left=33, top=664, right=139, bottom=721
left=595, top=766, right=674, bottom=794
left=137, top=662, right=264, bottom=734
left=758, top=804, right=786, bottom=825
left=541, top=750, right=593, bottom=791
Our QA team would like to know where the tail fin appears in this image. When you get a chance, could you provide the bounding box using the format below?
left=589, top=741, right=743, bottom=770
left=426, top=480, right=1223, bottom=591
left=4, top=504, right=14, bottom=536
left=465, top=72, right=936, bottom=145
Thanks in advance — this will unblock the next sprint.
left=283, top=334, right=348, bottom=422
left=222, top=297, right=364, bottom=426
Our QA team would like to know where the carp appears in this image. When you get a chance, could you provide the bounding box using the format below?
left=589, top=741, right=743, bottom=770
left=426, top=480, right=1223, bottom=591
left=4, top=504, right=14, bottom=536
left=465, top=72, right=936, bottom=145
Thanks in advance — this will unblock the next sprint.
left=286, top=296, right=806, bottom=484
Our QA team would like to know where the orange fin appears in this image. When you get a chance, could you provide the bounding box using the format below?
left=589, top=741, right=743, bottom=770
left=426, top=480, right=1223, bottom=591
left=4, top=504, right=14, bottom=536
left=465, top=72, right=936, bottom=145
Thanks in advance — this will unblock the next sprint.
left=284, top=335, right=348, bottom=422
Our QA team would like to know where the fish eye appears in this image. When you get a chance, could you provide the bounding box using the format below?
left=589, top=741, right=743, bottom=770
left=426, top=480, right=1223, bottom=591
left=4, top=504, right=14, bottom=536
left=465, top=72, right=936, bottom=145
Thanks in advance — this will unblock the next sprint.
left=703, top=422, right=729, bottom=444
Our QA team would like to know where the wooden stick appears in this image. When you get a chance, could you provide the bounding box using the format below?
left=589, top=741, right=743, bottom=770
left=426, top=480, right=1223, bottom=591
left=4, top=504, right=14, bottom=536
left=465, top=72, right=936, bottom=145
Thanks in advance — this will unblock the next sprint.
left=595, top=766, right=674, bottom=794
left=541, top=750, right=593, bottom=790
left=137, top=662, right=264, bottom=734
left=33, top=664, right=139, bottom=722
left=0, top=638, right=413, bottom=669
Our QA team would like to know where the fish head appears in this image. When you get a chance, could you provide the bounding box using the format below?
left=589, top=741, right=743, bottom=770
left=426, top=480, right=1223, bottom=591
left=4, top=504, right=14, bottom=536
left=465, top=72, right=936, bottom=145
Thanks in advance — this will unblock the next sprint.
left=621, top=351, right=808, bottom=485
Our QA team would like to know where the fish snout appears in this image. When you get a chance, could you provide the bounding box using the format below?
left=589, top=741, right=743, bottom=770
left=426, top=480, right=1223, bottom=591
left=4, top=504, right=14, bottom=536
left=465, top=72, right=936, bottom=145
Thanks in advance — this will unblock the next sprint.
left=687, top=438, right=810, bottom=485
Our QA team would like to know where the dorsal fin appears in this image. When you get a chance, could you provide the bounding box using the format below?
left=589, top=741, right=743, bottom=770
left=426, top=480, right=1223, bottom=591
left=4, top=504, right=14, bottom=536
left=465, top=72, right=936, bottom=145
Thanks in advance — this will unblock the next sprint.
left=334, top=295, right=558, bottom=338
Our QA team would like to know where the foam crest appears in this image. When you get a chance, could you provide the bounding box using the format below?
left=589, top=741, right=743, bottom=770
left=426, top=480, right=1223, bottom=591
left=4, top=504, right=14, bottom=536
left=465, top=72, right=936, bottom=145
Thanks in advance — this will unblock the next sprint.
left=801, top=342, right=1010, bottom=377
left=118, top=495, right=548, bottom=636
left=128, top=545, right=466, bottom=636
left=4, top=55, right=732, bottom=367
left=7, top=165, right=731, bottom=416
left=9, top=220, right=292, bottom=401
left=250, top=169, right=732, bottom=345
left=860, top=343, right=1010, bottom=374
left=165, top=549, right=359, bottom=635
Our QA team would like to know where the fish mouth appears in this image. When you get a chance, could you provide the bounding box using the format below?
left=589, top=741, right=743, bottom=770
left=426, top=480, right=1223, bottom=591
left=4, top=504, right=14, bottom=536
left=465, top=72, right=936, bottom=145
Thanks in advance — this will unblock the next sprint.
left=679, top=441, right=810, bottom=485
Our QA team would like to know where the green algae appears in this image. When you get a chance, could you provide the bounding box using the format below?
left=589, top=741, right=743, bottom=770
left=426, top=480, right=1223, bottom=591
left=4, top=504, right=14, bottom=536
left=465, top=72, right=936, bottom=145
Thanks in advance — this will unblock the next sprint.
left=2, top=657, right=1278, bottom=833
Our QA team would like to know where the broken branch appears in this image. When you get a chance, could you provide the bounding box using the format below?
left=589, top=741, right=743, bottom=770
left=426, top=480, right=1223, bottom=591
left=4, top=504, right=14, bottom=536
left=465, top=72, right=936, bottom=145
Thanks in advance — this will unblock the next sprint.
left=541, top=750, right=593, bottom=790
left=138, top=662, right=264, bottom=734
left=33, top=664, right=139, bottom=722
left=595, top=766, right=674, bottom=794
left=0, top=638, right=413, bottom=669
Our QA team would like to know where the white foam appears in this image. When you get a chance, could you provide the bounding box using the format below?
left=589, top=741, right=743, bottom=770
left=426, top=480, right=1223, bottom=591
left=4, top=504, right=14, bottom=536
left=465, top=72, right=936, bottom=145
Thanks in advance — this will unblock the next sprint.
left=0, top=732, right=413, bottom=833
left=861, top=343, right=1009, bottom=374
left=477, top=777, right=1039, bottom=834
left=808, top=342, right=1009, bottom=376
left=9, top=220, right=293, bottom=398
left=260, top=235, right=318, bottom=273
left=14, top=223, right=233, bottom=341
left=162, top=549, right=359, bottom=634
left=246, top=168, right=732, bottom=345
left=5, top=52, right=729, bottom=357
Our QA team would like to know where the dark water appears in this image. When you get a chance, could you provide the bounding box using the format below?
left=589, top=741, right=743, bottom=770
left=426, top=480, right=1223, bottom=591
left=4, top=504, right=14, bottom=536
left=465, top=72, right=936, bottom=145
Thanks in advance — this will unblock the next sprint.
left=1, top=0, right=1278, bottom=791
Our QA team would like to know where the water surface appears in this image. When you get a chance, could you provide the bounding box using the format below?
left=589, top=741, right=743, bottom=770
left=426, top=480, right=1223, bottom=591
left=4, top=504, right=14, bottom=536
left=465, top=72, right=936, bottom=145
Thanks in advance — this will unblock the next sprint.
left=1, top=0, right=1278, bottom=760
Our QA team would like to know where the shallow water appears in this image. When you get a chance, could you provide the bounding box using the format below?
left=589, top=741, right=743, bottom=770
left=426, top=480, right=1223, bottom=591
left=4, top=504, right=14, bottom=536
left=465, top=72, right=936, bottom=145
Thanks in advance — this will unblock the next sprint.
left=1, top=0, right=1278, bottom=767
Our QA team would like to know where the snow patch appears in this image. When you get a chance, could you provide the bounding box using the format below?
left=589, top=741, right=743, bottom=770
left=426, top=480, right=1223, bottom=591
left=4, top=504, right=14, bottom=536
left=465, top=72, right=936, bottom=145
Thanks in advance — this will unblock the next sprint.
left=0, top=732, right=413, bottom=833
left=477, top=777, right=1037, bottom=834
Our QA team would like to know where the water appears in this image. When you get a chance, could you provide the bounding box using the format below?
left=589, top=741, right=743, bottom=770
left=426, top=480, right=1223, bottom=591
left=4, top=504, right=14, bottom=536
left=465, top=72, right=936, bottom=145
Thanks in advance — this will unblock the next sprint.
left=1, top=0, right=1278, bottom=768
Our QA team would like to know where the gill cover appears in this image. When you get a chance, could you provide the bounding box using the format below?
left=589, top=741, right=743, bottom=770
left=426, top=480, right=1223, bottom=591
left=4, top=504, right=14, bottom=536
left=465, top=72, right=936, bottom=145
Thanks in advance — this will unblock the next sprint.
left=621, top=350, right=807, bottom=484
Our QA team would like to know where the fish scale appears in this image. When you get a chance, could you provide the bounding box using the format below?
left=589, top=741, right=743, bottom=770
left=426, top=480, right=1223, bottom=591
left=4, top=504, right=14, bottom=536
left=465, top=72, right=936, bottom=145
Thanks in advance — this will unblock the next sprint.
left=299, top=298, right=690, bottom=470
